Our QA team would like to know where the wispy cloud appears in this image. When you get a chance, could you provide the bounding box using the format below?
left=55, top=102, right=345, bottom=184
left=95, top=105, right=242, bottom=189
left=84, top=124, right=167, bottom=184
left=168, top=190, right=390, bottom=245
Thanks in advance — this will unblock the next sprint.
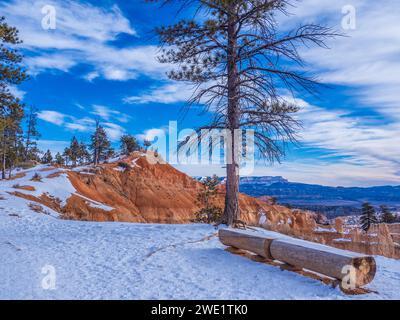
left=38, top=110, right=66, bottom=125
left=0, top=0, right=167, bottom=81
left=124, top=82, right=197, bottom=105
left=90, top=105, right=131, bottom=123
left=136, top=128, right=166, bottom=142
left=280, top=0, right=400, bottom=120
left=38, top=109, right=125, bottom=141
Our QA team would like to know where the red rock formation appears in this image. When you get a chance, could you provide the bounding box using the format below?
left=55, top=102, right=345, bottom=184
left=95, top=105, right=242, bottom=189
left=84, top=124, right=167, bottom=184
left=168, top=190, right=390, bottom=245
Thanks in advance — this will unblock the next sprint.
left=61, top=152, right=316, bottom=228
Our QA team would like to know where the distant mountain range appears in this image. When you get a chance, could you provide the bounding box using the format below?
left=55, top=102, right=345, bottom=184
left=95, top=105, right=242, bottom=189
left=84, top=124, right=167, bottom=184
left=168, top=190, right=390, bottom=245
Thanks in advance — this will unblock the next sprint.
left=237, top=177, right=400, bottom=218
left=195, top=176, right=400, bottom=218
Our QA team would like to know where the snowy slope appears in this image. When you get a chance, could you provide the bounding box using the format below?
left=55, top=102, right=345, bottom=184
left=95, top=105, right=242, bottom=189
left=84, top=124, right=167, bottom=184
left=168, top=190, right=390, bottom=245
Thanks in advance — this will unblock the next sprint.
left=1, top=191, right=400, bottom=299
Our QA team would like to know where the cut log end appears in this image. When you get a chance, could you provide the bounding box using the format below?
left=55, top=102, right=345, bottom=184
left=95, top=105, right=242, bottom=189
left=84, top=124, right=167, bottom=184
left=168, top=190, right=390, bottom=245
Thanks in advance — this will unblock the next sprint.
left=352, top=256, right=377, bottom=287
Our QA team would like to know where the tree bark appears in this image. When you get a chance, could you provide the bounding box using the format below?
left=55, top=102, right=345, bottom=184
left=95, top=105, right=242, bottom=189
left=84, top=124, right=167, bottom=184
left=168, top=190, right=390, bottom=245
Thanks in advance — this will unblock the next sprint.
left=1, top=130, right=6, bottom=180
left=223, top=5, right=240, bottom=226
left=219, top=229, right=376, bottom=287
left=219, top=229, right=277, bottom=259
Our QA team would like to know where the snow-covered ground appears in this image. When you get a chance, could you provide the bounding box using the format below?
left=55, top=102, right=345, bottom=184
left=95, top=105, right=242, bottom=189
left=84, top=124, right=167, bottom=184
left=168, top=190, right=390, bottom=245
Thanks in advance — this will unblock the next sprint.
left=1, top=191, right=400, bottom=300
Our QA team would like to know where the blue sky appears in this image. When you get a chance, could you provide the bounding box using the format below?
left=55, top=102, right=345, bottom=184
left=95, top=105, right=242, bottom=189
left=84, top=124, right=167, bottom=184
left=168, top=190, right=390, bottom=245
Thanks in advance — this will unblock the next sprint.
left=2, top=0, right=400, bottom=187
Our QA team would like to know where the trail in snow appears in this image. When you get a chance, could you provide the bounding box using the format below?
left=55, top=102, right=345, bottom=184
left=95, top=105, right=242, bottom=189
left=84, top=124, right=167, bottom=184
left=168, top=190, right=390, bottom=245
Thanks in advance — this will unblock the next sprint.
left=1, top=191, right=400, bottom=300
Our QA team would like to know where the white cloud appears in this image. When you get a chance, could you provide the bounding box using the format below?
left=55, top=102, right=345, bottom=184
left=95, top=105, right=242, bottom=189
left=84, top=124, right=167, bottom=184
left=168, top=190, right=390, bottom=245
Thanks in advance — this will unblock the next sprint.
left=8, top=85, right=26, bottom=99
left=83, top=71, right=99, bottom=82
left=103, top=122, right=125, bottom=141
left=0, top=0, right=167, bottom=81
left=124, top=83, right=195, bottom=104
left=279, top=0, right=400, bottom=120
left=37, top=110, right=125, bottom=141
left=136, top=128, right=166, bottom=141
left=37, top=139, right=69, bottom=155
left=90, top=105, right=131, bottom=123
left=37, top=110, right=66, bottom=125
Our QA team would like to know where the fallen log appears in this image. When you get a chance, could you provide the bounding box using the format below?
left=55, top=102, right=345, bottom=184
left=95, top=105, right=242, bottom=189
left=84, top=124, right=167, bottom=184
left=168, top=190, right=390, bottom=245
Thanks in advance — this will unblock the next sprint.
left=219, top=229, right=376, bottom=288
left=270, top=239, right=376, bottom=287
left=219, top=228, right=276, bottom=259
left=224, top=246, right=378, bottom=295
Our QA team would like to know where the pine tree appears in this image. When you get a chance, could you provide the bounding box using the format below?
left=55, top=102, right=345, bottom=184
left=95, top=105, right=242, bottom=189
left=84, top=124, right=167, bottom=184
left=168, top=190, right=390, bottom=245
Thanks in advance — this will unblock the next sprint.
left=360, top=202, right=378, bottom=232
left=380, top=205, right=396, bottom=224
left=154, top=0, right=338, bottom=226
left=120, top=134, right=139, bottom=155
left=90, top=121, right=113, bottom=165
left=68, top=136, right=80, bottom=167
left=24, top=106, right=40, bottom=161
left=0, top=16, right=27, bottom=179
left=54, top=152, right=64, bottom=165
left=195, top=175, right=223, bottom=223
left=41, top=149, right=53, bottom=164
left=62, top=147, right=71, bottom=166
left=78, top=141, right=90, bottom=165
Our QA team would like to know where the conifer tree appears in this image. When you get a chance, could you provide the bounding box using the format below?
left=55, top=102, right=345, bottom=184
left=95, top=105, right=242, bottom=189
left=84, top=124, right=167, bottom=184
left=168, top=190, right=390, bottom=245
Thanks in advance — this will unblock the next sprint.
left=54, top=152, right=64, bottom=165
left=380, top=205, right=396, bottom=224
left=24, top=106, right=40, bottom=161
left=78, top=141, right=90, bottom=165
left=62, top=147, right=71, bottom=166
left=0, top=16, right=27, bottom=179
left=120, top=134, right=139, bottom=155
left=68, top=136, right=80, bottom=167
left=41, top=149, right=53, bottom=164
left=360, top=202, right=378, bottom=232
left=154, top=0, right=338, bottom=225
left=90, top=121, right=113, bottom=165
left=195, top=175, right=222, bottom=223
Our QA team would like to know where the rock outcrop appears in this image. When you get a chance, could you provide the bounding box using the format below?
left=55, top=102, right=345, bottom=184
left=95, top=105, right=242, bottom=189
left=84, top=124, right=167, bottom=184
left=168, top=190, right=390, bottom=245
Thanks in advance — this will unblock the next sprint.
left=8, top=152, right=317, bottom=230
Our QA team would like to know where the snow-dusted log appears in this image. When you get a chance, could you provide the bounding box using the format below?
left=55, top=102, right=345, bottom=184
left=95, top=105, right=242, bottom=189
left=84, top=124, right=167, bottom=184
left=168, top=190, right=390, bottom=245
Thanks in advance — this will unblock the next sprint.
left=219, top=229, right=376, bottom=287
left=270, top=239, right=376, bottom=287
left=219, top=229, right=277, bottom=259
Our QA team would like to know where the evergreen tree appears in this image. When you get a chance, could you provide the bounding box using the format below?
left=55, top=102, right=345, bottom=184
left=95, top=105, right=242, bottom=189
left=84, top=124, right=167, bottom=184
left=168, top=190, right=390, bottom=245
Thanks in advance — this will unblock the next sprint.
left=195, top=175, right=223, bottom=224
left=68, top=136, right=80, bottom=167
left=0, top=17, right=27, bottom=179
left=120, top=134, right=139, bottom=155
left=24, top=106, right=40, bottom=161
left=90, top=121, right=113, bottom=165
left=62, top=147, right=71, bottom=166
left=154, top=0, right=338, bottom=226
left=78, top=141, right=90, bottom=165
left=41, top=149, right=53, bottom=164
left=380, top=205, right=396, bottom=224
left=360, top=202, right=378, bottom=232
left=54, top=152, right=64, bottom=165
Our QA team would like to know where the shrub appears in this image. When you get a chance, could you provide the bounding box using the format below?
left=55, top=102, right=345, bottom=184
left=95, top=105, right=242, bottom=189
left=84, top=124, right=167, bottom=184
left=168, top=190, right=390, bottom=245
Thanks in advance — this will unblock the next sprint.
left=194, top=206, right=223, bottom=224
left=117, top=162, right=130, bottom=169
left=28, top=203, right=50, bottom=215
left=30, top=173, right=42, bottom=182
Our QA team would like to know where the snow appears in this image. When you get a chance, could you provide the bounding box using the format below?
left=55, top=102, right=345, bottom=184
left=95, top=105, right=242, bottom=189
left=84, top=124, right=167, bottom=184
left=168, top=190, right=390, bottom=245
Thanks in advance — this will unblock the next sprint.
left=1, top=166, right=76, bottom=206
left=1, top=191, right=400, bottom=300
left=74, top=194, right=114, bottom=212
left=131, top=157, right=142, bottom=168
left=333, top=238, right=353, bottom=243
left=314, top=226, right=337, bottom=233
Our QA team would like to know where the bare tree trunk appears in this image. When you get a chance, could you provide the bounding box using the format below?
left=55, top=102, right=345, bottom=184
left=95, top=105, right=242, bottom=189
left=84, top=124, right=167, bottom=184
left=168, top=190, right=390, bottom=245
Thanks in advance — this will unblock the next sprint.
left=223, top=7, right=240, bottom=226
left=25, top=113, right=32, bottom=161
left=1, top=129, right=7, bottom=180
